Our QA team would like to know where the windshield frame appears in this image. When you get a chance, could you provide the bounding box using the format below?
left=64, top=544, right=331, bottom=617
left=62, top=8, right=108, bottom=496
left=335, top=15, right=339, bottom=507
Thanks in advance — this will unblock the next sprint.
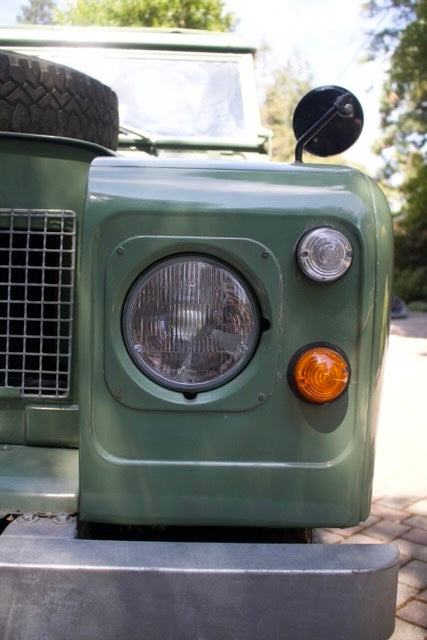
left=9, top=43, right=264, bottom=151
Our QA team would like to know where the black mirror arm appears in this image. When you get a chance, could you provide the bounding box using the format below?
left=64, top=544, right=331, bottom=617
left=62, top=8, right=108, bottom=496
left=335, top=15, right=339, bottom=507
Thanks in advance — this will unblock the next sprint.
left=294, top=93, right=354, bottom=163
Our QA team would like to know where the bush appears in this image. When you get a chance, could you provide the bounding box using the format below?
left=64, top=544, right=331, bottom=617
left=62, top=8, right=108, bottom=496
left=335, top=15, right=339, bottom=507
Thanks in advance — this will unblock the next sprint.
left=393, top=265, right=427, bottom=303
left=407, top=301, right=427, bottom=312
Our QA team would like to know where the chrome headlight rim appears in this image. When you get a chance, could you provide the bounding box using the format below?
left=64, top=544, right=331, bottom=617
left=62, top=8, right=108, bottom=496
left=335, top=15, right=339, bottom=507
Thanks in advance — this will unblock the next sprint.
left=122, top=253, right=261, bottom=393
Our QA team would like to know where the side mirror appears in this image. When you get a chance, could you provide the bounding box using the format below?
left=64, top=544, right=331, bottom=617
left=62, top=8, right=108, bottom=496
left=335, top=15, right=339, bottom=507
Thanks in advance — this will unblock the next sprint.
left=293, top=86, right=364, bottom=162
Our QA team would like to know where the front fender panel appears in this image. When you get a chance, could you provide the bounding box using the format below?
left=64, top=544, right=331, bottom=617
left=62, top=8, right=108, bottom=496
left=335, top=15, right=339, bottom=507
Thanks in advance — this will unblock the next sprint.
left=78, top=158, right=393, bottom=527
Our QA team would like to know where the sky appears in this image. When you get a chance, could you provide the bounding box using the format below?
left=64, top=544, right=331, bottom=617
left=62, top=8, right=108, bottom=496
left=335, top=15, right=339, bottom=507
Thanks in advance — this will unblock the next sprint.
left=223, top=0, right=389, bottom=170
left=0, top=0, right=388, bottom=171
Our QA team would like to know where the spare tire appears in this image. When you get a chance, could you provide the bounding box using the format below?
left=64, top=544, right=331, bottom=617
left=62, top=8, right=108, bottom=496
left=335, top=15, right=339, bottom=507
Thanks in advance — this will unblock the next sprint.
left=0, top=49, right=119, bottom=149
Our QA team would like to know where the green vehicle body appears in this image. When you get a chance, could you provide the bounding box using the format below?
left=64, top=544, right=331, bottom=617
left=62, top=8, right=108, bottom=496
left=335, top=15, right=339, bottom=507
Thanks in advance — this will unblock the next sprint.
left=0, top=133, right=392, bottom=528
left=0, top=26, right=396, bottom=639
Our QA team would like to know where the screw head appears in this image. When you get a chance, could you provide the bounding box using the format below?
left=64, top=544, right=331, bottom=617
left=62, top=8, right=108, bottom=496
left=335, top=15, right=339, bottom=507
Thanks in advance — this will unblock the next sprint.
left=342, top=102, right=354, bottom=116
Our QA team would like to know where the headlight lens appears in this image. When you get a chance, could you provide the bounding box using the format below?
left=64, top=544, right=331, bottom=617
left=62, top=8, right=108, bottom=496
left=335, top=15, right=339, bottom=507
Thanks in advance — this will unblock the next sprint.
left=296, top=227, right=352, bottom=282
left=123, top=255, right=260, bottom=392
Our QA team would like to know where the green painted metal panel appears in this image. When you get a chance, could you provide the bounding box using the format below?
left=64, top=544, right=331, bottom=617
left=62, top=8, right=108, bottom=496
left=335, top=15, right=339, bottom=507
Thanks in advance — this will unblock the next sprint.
left=0, top=132, right=113, bottom=212
left=0, top=134, right=110, bottom=452
left=0, top=25, right=256, bottom=53
left=25, top=406, right=79, bottom=447
left=0, top=445, right=78, bottom=515
left=78, top=157, right=393, bottom=528
left=0, top=140, right=392, bottom=524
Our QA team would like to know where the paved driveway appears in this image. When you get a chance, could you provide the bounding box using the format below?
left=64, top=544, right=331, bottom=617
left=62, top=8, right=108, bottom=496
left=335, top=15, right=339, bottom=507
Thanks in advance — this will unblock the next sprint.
left=315, top=312, right=427, bottom=639
left=374, top=313, right=427, bottom=503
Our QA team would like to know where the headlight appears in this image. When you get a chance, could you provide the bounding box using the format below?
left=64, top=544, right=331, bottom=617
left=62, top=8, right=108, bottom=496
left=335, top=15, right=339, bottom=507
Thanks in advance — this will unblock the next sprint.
left=296, top=227, right=352, bottom=282
left=123, top=255, right=260, bottom=393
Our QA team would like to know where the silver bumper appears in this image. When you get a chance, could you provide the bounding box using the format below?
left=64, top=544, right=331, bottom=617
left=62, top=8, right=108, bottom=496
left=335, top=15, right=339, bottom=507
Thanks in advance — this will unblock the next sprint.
left=0, top=519, right=398, bottom=640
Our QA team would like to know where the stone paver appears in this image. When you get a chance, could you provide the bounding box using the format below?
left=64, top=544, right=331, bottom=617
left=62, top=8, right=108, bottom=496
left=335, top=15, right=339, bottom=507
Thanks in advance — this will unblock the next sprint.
left=399, top=560, right=427, bottom=590
left=403, top=528, right=427, bottom=546
left=372, top=503, right=412, bottom=522
left=397, top=600, right=427, bottom=628
left=396, top=583, right=420, bottom=608
left=404, top=516, right=427, bottom=531
left=316, top=314, right=427, bottom=639
left=377, top=495, right=423, bottom=510
left=363, top=520, right=411, bottom=542
left=340, top=532, right=384, bottom=544
left=398, top=554, right=412, bottom=569
left=397, top=538, right=427, bottom=563
left=409, top=500, right=427, bottom=518
left=312, top=529, right=342, bottom=544
left=391, top=619, right=427, bottom=639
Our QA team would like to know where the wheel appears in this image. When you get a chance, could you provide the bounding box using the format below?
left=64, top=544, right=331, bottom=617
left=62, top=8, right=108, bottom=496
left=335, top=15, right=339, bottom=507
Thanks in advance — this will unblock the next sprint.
left=0, top=49, right=119, bottom=149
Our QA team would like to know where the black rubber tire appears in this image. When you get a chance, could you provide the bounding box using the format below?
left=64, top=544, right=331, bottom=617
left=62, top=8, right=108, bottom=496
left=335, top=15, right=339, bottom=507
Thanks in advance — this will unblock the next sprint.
left=0, top=49, right=119, bottom=149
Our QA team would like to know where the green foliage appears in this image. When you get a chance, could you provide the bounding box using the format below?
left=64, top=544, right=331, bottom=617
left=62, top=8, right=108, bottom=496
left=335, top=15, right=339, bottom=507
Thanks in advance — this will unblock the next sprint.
left=260, top=54, right=352, bottom=165
left=407, top=300, right=427, bottom=312
left=393, top=264, right=427, bottom=302
left=365, top=0, right=426, bottom=175
left=363, top=0, right=427, bottom=301
left=17, top=0, right=236, bottom=29
left=393, top=156, right=427, bottom=301
left=261, top=55, right=313, bottom=162
left=17, top=0, right=56, bottom=24
left=51, top=0, right=235, bottom=30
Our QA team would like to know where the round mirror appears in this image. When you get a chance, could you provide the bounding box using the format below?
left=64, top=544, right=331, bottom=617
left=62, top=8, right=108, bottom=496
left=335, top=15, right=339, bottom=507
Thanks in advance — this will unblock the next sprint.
left=293, top=85, right=364, bottom=157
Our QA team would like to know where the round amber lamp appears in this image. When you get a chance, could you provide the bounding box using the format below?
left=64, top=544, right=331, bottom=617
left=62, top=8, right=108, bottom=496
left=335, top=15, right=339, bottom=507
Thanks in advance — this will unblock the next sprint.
left=291, top=346, right=350, bottom=404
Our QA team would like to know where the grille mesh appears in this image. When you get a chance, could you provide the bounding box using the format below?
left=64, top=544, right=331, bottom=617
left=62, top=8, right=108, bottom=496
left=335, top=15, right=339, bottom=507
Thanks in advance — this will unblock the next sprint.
left=0, top=209, right=76, bottom=398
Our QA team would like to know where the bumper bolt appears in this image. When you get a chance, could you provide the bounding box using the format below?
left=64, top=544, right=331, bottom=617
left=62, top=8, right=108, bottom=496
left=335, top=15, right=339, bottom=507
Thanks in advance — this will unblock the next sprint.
left=17, top=513, right=39, bottom=524
left=53, top=513, right=74, bottom=525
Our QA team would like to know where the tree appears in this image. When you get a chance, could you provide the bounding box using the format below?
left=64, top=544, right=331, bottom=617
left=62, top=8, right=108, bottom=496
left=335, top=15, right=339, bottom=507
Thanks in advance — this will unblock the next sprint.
left=260, top=54, right=350, bottom=165
left=363, top=0, right=427, bottom=302
left=17, top=0, right=237, bottom=30
left=261, top=55, right=313, bottom=162
left=17, top=0, right=56, bottom=24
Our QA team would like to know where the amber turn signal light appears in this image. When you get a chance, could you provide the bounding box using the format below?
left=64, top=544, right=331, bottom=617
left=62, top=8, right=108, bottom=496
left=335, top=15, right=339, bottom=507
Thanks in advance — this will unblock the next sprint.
left=289, top=344, right=350, bottom=404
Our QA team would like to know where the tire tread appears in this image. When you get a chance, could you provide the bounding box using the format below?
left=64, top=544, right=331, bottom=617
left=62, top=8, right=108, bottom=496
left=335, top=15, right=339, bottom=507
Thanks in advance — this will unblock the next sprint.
left=0, top=50, right=119, bottom=149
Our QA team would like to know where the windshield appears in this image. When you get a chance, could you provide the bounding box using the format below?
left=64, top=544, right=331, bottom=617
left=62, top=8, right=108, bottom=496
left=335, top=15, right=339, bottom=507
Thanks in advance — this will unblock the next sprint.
left=19, top=47, right=261, bottom=142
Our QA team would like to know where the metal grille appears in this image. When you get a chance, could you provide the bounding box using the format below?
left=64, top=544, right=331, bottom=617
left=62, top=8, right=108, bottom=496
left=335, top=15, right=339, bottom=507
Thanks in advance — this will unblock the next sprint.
left=0, top=209, right=76, bottom=398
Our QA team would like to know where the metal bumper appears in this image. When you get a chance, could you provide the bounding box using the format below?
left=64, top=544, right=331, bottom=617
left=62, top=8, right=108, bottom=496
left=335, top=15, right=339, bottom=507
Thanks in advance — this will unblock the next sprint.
left=0, top=519, right=398, bottom=640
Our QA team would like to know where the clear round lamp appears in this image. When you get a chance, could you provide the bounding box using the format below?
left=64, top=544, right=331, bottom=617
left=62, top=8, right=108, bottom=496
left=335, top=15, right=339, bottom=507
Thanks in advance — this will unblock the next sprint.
left=123, top=255, right=260, bottom=392
left=297, top=227, right=353, bottom=282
